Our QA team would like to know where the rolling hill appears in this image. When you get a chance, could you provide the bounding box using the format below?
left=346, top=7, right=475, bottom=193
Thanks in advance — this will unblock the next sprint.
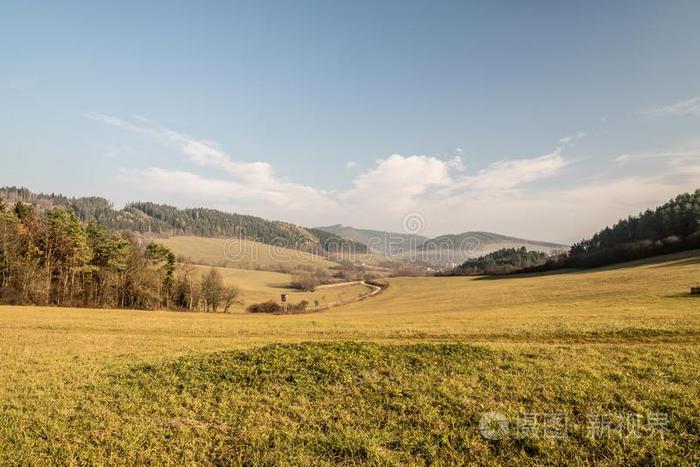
left=420, top=231, right=567, bottom=264
left=158, top=235, right=338, bottom=271
left=315, top=224, right=429, bottom=256
left=0, top=186, right=367, bottom=257
left=316, top=224, right=567, bottom=265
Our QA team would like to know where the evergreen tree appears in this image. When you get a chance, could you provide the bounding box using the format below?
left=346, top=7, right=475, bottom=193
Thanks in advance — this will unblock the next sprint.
left=0, top=186, right=368, bottom=256
left=568, top=190, right=700, bottom=267
left=0, top=206, right=240, bottom=312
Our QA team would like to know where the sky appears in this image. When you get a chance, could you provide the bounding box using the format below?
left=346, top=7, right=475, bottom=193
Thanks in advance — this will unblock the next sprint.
left=1, top=0, right=699, bottom=243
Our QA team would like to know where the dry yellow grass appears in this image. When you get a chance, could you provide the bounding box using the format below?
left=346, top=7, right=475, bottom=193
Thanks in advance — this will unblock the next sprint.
left=326, top=249, right=700, bottom=340
left=189, top=264, right=373, bottom=311
left=159, top=235, right=338, bottom=270
left=2, top=249, right=696, bottom=345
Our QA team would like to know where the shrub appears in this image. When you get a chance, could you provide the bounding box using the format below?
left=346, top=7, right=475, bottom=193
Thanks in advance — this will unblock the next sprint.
left=365, top=279, right=389, bottom=289
left=247, top=301, right=283, bottom=314
left=290, top=272, right=318, bottom=291
left=246, top=300, right=309, bottom=314
left=288, top=300, right=309, bottom=313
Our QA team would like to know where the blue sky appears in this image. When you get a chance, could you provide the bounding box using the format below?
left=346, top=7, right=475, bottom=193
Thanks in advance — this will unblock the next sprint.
left=1, top=1, right=699, bottom=242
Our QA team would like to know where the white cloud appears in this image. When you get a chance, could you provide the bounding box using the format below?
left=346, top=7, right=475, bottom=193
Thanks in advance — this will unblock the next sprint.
left=86, top=114, right=278, bottom=186
left=642, top=96, right=700, bottom=117
left=615, top=149, right=700, bottom=164
left=159, top=128, right=280, bottom=186
left=118, top=167, right=245, bottom=198
left=341, top=154, right=452, bottom=207
left=91, top=113, right=333, bottom=215
left=447, top=155, right=464, bottom=171
left=559, top=131, right=587, bottom=147
left=86, top=112, right=146, bottom=133
left=91, top=112, right=572, bottom=234
left=553, top=177, right=692, bottom=239
left=132, top=114, right=152, bottom=123
left=452, top=149, right=566, bottom=194
left=117, top=167, right=337, bottom=222
left=418, top=165, right=700, bottom=243
left=90, top=112, right=700, bottom=242
left=345, top=161, right=357, bottom=169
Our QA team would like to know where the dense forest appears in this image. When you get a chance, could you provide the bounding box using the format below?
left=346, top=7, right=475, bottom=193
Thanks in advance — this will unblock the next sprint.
left=566, top=190, right=700, bottom=268
left=0, top=198, right=238, bottom=311
left=444, top=190, right=700, bottom=276
left=445, top=247, right=549, bottom=276
left=0, top=187, right=367, bottom=256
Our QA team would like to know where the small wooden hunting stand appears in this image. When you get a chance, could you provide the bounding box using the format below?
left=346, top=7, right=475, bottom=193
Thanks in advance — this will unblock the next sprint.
left=281, top=294, right=289, bottom=312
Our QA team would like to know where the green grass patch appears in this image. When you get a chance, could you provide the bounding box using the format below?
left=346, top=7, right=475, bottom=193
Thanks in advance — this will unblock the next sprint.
left=4, top=342, right=696, bottom=465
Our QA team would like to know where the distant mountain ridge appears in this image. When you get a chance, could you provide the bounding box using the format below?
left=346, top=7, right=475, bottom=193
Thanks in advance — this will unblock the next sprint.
left=424, top=231, right=566, bottom=251
left=316, top=224, right=567, bottom=265
left=0, top=186, right=368, bottom=256
left=315, top=224, right=429, bottom=256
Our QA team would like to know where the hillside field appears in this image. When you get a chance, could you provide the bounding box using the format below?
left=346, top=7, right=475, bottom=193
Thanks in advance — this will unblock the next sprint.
left=159, top=235, right=338, bottom=271
left=1, top=250, right=699, bottom=464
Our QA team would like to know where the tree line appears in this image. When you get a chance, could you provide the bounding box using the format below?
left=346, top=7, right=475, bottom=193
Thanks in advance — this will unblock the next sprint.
left=0, top=198, right=238, bottom=312
left=0, top=186, right=368, bottom=256
left=566, top=190, right=700, bottom=268
left=445, top=247, right=548, bottom=276
left=443, top=190, right=700, bottom=276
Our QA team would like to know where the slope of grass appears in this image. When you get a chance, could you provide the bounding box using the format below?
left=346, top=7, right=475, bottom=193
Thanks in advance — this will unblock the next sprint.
left=1, top=250, right=699, bottom=464
left=3, top=342, right=697, bottom=465
left=325, top=249, right=700, bottom=341
left=159, top=235, right=338, bottom=271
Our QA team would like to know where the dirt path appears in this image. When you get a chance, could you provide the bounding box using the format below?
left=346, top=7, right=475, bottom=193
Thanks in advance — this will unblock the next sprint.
left=315, top=280, right=364, bottom=289
left=316, top=280, right=382, bottom=296
left=361, top=281, right=382, bottom=296
left=303, top=281, right=383, bottom=312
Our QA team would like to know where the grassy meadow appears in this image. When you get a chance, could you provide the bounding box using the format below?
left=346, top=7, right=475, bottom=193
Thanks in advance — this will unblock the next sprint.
left=159, top=235, right=338, bottom=271
left=189, top=264, right=373, bottom=311
left=1, top=250, right=699, bottom=464
left=160, top=234, right=394, bottom=273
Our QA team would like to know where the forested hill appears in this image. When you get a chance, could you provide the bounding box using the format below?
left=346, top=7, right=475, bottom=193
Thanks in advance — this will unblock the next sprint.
left=0, top=187, right=368, bottom=255
left=447, top=247, right=549, bottom=276
left=315, top=224, right=429, bottom=256
left=315, top=225, right=567, bottom=259
left=567, top=189, right=700, bottom=267
left=422, top=231, right=567, bottom=252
